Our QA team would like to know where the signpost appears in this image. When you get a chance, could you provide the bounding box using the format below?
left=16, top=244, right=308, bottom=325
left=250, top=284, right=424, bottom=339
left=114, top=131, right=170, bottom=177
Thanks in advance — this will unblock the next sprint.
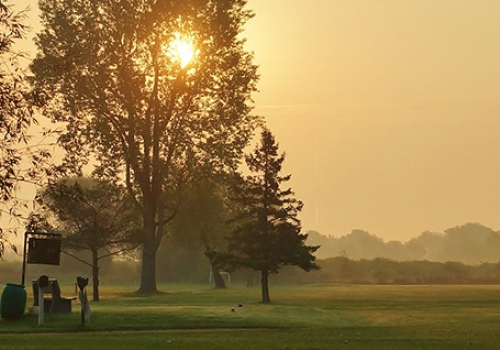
left=22, top=232, right=62, bottom=286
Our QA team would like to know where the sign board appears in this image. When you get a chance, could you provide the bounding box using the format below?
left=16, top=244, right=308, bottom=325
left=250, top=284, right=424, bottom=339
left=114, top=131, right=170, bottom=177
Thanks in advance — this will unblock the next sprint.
left=27, top=238, right=61, bottom=265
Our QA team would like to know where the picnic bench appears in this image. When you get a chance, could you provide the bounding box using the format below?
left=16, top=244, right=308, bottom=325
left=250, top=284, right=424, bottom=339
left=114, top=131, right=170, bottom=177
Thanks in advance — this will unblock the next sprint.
left=32, top=278, right=77, bottom=314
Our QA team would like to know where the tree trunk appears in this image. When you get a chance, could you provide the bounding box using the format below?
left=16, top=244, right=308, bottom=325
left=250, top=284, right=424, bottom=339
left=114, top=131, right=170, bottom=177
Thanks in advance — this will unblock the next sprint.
left=139, top=238, right=158, bottom=294
left=261, top=269, right=271, bottom=303
left=211, top=263, right=226, bottom=289
left=138, top=201, right=159, bottom=295
left=91, top=250, right=99, bottom=302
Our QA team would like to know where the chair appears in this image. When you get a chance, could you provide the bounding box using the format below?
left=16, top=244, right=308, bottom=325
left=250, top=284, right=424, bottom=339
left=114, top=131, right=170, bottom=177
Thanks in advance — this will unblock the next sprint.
left=32, top=279, right=76, bottom=314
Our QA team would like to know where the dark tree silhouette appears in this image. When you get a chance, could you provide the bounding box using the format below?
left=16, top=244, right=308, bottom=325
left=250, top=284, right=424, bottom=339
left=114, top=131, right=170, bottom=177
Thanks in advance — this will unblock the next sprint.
left=29, top=177, right=140, bottom=301
left=0, top=1, right=53, bottom=256
left=31, top=0, right=259, bottom=293
left=228, top=129, right=319, bottom=303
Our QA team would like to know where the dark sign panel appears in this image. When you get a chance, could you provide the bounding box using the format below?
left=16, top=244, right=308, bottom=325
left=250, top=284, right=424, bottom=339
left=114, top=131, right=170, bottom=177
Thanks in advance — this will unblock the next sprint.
left=27, top=238, right=61, bottom=265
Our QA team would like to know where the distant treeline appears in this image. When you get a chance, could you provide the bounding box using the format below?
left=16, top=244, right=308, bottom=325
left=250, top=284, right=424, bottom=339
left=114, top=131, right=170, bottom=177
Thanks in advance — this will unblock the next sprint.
left=278, top=257, right=500, bottom=285
left=3, top=252, right=500, bottom=288
left=306, top=222, right=500, bottom=264
left=2, top=222, right=500, bottom=288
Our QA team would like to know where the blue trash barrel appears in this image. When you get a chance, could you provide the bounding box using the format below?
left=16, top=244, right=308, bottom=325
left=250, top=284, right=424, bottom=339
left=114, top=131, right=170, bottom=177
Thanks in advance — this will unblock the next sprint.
left=0, top=283, right=27, bottom=319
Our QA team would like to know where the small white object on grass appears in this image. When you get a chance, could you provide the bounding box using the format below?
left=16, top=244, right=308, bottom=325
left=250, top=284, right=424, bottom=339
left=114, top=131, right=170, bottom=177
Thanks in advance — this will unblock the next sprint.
left=231, top=307, right=236, bottom=312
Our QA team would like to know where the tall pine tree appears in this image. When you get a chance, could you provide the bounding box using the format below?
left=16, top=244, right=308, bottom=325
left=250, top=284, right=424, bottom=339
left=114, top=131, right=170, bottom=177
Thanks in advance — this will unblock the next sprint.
left=229, top=129, right=319, bottom=303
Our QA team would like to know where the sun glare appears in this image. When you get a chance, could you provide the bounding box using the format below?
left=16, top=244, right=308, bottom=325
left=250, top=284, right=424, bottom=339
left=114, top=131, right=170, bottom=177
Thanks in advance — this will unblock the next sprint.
left=167, top=33, right=197, bottom=69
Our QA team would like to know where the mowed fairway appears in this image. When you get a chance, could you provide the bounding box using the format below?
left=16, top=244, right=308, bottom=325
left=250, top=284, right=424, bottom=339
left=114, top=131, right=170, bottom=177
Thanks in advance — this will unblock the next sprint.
left=1, top=283, right=500, bottom=349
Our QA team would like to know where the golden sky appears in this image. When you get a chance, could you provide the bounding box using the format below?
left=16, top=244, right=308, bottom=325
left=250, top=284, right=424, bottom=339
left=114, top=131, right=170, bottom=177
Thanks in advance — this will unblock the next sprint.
left=14, top=0, right=500, bottom=241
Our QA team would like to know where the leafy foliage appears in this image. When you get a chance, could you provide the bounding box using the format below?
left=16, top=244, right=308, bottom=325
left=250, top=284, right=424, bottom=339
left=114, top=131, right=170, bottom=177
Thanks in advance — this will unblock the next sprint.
left=30, top=177, right=140, bottom=250
left=168, top=176, right=239, bottom=287
left=0, top=1, right=54, bottom=257
left=169, top=178, right=232, bottom=251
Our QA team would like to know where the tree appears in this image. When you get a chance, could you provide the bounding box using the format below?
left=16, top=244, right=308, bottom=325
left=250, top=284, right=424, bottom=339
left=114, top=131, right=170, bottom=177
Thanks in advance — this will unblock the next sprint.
left=0, top=1, right=53, bottom=256
left=31, top=0, right=259, bottom=293
left=442, top=223, right=500, bottom=264
left=335, top=229, right=387, bottom=260
left=29, top=177, right=140, bottom=301
left=227, top=129, right=319, bottom=303
left=168, top=177, right=236, bottom=288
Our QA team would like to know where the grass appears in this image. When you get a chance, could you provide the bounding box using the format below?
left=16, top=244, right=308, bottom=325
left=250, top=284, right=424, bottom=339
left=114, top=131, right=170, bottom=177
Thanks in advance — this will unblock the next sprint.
left=1, top=283, right=500, bottom=349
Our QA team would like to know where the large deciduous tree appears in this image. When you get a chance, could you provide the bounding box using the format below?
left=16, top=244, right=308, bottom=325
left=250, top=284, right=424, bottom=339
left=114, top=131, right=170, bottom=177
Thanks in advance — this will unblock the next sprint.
left=0, top=1, right=53, bottom=256
left=29, top=177, right=140, bottom=301
left=168, top=176, right=236, bottom=288
left=228, top=129, right=319, bottom=303
left=31, top=0, right=259, bottom=293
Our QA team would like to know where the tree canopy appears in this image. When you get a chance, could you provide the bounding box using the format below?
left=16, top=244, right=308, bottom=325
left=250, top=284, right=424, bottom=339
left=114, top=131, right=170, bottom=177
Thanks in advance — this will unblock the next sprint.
left=31, top=0, right=259, bottom=293
left=0, top=1, right=53, bottom=256
left=168, top=176, right=238, bottom=288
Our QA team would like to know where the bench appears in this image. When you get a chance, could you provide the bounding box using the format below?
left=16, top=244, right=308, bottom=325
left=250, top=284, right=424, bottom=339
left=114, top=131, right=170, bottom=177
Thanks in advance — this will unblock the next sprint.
left=32, top=279, right=77, bottom=314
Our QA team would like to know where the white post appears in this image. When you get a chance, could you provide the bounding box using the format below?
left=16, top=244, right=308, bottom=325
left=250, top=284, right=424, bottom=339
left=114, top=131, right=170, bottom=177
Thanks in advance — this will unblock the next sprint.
left=38, top=286, right=44, bottom=327
left=80, top=288, right=91, bottom=325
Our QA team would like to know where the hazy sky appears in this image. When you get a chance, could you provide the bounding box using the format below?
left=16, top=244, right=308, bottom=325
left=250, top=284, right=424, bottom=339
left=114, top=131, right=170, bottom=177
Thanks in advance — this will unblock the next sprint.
left=14, top=0, right=500, bottom=241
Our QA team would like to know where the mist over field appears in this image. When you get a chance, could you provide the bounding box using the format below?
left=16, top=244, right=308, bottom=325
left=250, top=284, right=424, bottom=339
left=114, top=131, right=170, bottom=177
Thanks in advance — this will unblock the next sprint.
left=3, top=222, right=500, bottom=290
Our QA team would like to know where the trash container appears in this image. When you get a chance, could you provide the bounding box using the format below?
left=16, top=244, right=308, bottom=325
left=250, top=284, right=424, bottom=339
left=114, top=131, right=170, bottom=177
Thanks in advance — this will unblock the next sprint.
left=1, top=283, right=27, bottom=319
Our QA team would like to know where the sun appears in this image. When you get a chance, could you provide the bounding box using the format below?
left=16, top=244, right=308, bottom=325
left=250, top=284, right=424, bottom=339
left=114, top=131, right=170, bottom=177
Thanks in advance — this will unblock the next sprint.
left=167, top=33, right=197, bottom=69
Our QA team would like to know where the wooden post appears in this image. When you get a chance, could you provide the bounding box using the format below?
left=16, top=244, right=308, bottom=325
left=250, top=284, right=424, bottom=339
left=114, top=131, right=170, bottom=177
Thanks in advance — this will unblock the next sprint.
left=38, top=285, right=44, bottom=326
left=21, top=232, right=28, bottom=286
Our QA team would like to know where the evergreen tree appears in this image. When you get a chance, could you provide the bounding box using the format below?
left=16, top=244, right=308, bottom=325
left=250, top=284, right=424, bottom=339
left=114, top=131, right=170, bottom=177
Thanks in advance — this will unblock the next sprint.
left=228, top=129, right=319, bottom=303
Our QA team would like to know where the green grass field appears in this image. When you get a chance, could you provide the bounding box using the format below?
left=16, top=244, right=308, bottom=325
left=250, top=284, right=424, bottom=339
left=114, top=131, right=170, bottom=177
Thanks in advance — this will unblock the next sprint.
left=1, top=283, right=500, bottom=349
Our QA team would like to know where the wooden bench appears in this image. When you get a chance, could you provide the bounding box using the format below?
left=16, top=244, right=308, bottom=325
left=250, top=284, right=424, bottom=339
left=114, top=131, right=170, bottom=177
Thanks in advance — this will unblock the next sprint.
left=32, top=279, right=77, bottom=314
